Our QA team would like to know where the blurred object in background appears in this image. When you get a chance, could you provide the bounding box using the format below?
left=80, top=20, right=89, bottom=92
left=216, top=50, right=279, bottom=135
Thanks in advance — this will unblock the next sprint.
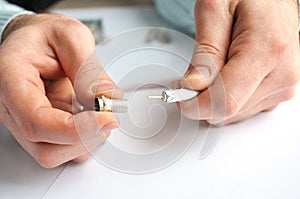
left=7, top=0, right=154, bottom=12
left=154, top=0, right=196, bottom=34
left=50, top=0, right=153, bottom=10
left=80, top=19, right=105, bottom=44
left=7, top=0, right=60, bottom=12
left=145, top=28, right=172, bottom=44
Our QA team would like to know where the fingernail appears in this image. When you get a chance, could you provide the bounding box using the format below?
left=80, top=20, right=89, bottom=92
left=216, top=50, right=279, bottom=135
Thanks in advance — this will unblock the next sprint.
left=185, top=66, right=211, bottom=82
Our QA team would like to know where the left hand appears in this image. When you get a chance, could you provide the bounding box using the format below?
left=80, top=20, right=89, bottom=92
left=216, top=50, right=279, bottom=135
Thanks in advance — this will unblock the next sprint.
left=173, top=0, right=300, bottom=125
left=0, top=14, right=123, bottom=168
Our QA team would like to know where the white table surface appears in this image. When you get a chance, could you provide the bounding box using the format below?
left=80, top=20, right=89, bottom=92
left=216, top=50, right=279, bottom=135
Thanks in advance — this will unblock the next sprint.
left=1, top=6, right=300, bottom=199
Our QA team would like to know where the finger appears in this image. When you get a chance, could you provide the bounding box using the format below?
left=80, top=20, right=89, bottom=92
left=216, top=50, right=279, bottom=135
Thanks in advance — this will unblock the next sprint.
left=177, top=74, right=226, bottom=121
left=211, top=86, right=297, bottom=126
left=212, top=104, right=279, bottom=126
left=73, top=52, right=124, bottom=109
left=5, top=72, right=119, bottom=144
left=30, top=109, right=119, bottom=144
left=225, top=66, right=300, bottom=112
left=178, top=0, right=238, bottom=90
left=178, top=49, right=273, bottom=121
left=73, top=131, right=111, bottom=163
left=49, top=18, right=123, bottom=108
left=32, top=130, right=109, bottom=168
left=7, top=120, right=110, bottom=168
left=45, top=78, right=74, bottom=113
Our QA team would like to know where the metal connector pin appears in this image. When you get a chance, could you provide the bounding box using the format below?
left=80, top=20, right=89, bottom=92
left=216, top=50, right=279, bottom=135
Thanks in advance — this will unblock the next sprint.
left=95, top=96, right=128, bottom=113
left=147, top=95, right=163, bottom=99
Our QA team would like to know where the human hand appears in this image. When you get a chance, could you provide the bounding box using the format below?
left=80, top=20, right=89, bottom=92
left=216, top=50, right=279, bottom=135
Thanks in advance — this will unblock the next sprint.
left=0, top=14, right=123, bottom=168
left=173, top=0, right=300, bottom=125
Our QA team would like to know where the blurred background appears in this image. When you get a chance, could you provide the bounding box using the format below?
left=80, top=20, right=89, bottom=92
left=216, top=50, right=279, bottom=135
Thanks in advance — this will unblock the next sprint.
left=50, top=0, right=154, bottom=10
left=7, top=0, right=154, bottom=12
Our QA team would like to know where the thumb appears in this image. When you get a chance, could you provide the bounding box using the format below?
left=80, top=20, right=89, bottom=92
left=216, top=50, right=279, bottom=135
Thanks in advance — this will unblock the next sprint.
left=177, top=0, right=236, bottom=91
left=50, top=17, right=123, bottom=108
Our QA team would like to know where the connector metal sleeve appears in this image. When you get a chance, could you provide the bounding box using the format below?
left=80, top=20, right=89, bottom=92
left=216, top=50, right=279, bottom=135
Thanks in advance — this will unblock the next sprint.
left=95, top=96, right=128, bottom=113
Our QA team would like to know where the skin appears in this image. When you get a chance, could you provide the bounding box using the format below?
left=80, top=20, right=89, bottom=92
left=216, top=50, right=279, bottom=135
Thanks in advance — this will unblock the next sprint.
left=0, top=14, right=123, bottom=168
left=173, top=0, right=300, bottom=125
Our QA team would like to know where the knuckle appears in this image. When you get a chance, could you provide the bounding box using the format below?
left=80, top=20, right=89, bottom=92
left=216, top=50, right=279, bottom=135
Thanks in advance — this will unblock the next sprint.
left=269, top=34, right=289, bottom=56
left=193, top=42, right=225, bottom=69
left=55, top=15, right=82, bottom=28
left=53, top=15, right=94, bottom=44
left=65, top=19, right=86, bottom=33
left=195, top=42, right=222, bottom=58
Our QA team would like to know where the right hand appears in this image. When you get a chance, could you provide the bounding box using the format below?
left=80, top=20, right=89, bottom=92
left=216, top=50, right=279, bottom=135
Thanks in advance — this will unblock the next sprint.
left=173, top=0, right=300, bottom=125
left=0, top=14, right=123, bottom=168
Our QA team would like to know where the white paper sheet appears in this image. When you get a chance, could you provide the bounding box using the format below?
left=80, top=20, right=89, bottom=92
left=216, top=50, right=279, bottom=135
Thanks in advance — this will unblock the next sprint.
left=1, top=6, right=300, bottom=199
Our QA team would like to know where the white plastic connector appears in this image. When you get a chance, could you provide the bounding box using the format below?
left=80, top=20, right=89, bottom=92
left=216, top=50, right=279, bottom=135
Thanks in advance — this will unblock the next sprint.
left=148, top=89, right=199, bottom=103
